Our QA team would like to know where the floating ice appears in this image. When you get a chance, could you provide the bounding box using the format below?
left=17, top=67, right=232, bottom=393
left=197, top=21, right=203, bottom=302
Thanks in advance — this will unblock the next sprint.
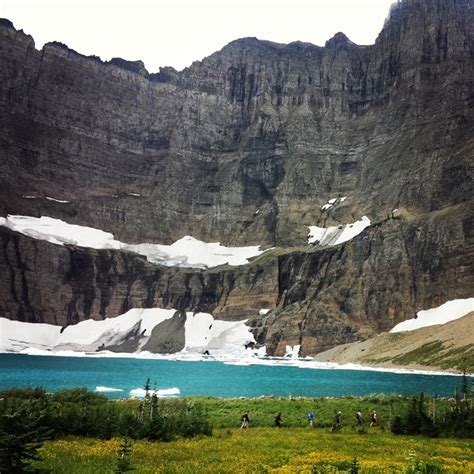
left=130, top=387, right=180, bottom=398
left=95, top=386, right=124, bottom=392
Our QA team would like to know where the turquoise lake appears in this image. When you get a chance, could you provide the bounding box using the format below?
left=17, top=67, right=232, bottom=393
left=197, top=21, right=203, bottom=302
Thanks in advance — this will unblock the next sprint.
left=1, top=353, right=469, bottom=399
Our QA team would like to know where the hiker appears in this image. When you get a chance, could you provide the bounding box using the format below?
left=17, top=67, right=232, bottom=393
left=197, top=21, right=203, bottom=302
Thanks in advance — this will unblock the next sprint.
left=307, top=411, right=315, bottom=427
left=274, top=412, right=282, bottom=428
left=241, top=412, right=249, bottom=429
left=370, top=410, right=377, bottom=427
left=356, top=410, right=364, bottom=426
left=332, top=411, right=342, bottom=431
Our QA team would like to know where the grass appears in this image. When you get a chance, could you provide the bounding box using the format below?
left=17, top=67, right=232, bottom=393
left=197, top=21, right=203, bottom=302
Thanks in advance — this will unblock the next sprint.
left=390, top=342, right=474, bottom=372
left=34, top=428, right=474, bottom=473
left=27, top=395, right=474, bottom=473
left=192, top=395, right=405, bottom=428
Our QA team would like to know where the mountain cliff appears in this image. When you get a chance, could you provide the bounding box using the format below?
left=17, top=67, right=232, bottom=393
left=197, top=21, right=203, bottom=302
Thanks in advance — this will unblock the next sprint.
left=0, top=0, right=472, bottom=356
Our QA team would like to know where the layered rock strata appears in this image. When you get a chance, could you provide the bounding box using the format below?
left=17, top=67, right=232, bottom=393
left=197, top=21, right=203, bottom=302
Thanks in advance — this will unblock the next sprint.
left=0, top=0, right=472, bottom=355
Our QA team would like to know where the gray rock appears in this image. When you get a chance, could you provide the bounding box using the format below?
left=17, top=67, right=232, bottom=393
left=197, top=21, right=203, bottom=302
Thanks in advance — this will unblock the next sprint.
left=0, top=0, right=472, bottom=355
left=142, top=311, right=186, bottom=353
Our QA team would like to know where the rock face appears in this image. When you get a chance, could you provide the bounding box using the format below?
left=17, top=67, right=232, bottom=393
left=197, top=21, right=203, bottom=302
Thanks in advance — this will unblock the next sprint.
left=0, top=0, right=472, bottom=355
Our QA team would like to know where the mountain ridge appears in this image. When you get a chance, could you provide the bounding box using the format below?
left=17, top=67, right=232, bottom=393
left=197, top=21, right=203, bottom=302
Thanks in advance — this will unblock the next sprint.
left=0, top=0, right=472, bottom=357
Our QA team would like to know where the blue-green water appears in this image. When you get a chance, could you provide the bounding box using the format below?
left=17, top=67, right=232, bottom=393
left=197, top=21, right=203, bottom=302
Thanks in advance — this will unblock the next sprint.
left=0, top=354, right=467, bottom=399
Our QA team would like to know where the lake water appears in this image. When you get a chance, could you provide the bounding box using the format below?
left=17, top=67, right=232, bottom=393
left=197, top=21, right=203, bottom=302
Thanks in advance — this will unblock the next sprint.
left=0, top=353, right=468, bottom=399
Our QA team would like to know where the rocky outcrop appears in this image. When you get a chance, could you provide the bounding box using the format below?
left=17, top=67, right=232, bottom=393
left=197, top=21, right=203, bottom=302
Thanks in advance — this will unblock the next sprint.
left=1, top=200, right=472, bottom=355
left=141, top=312, right=186, bottom=354
left=0, top=0, right=472, bottom=355
left=0, top=226, right=278, bottom=327
left=0, top=0, right=471, bottom=247
left=250, top=202, right=474, bottom=355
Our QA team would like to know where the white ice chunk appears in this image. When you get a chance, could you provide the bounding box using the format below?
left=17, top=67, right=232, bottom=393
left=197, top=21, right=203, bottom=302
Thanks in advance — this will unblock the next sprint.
left=95, top=386, right=124, bottom=392
left=130, top=387, right=180, bottom=398
left=390, top=298, right=474, bottom=333
left=284, top=344, right=301, bottom=359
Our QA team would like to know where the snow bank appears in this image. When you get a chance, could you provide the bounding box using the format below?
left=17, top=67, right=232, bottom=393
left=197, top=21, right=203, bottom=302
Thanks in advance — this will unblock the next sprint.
left=0, top=309, right=176, bottom=353
left=183, top=312, right=256, bottom=357
left=308, top=216, right=370, bottom=246
left=0, top=309, right=256, bottom=358
left=0, top=215, right=265, bottom=268
left=390, top=298, right=474, bottom=333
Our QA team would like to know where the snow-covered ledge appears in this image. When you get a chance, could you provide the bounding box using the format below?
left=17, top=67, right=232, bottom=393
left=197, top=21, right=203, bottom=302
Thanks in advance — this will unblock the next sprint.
left=0, top=215, right=266, bottom=269
left=308, top=216, right=370, bottom=246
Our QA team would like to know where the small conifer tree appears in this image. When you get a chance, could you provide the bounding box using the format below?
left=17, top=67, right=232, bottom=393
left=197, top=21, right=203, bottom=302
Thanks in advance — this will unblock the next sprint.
left=115, top=437, right=133, bottom=473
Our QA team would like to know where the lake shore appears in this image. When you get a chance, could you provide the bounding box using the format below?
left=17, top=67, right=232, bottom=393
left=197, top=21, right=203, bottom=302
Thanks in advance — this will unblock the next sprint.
left=1, top=346, right=468, bottom=377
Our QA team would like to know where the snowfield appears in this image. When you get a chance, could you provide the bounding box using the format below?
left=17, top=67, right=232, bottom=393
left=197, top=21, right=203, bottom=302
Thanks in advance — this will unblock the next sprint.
left=0, top=215, right=265, bottom=268
left=390, top=298, right=474, bottom=333
left=0, top=308, right=257, bottom=358
left=308, top=216, right=371, bottom=246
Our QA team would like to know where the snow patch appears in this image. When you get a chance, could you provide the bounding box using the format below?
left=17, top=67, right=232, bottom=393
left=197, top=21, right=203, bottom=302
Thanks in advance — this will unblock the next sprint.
left=259, top=309, right=270, bottom=315
left=22, top=195, right=37, bottom=199
left=46, top=197, right=70, bottom=203
left=183, top=312, right=256, bottom=357
left=390, top=298, right=474, bottom=333
left=308, top=216, right=370, bottom=246
left=0, top=309, right=257, bottom=359
left=0, top=215, right=265, bottom=268
left=285, top=345, right=301, bottom=359
left=320, top=197, right=344, bottom=211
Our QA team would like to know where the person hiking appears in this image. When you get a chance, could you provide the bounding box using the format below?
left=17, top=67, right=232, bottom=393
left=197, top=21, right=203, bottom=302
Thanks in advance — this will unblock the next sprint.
left=274, top=412, right=282, bottom=428
left=332, top=411, right=342, bottom=431
left=240, top=412, right=249, bottom=429
left=356, top=410, right=364, bottom=426
left=370, top=410, right=377, bottom=427
left=307, top=411, right=315, bottom=427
